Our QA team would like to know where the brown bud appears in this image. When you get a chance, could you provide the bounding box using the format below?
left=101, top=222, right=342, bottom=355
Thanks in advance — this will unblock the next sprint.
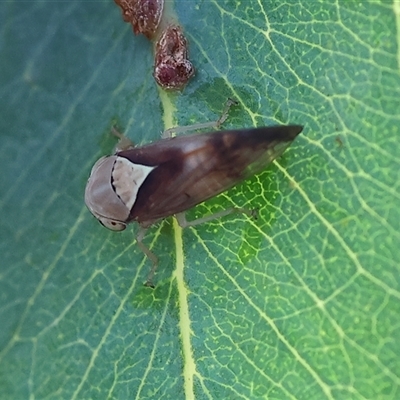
left=114, top=0, right=163, bottom=39
left=153, top=25, right=194, bottom=90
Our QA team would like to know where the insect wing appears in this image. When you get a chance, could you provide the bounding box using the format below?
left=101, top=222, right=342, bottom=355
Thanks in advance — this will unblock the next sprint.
left=118, top=125, right=302, bottom=226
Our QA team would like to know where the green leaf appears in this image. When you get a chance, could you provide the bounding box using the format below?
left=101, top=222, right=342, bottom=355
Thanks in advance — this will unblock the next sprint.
left=1, top=1, right=399, bottom=399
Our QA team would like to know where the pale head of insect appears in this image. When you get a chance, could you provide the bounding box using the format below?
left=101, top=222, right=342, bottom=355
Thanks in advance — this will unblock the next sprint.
left=85, top=155, right=155, bottom=231
left=85, top=156, right=129, bottom=231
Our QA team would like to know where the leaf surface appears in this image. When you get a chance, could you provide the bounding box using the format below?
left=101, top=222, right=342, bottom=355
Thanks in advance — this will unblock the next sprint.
left=0, top=1, right=399, bottom=399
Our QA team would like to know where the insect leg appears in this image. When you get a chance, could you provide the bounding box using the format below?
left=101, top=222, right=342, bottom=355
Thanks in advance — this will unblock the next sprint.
left=175, top=207, right=257, bottom=228
left=162, top=98, right=238, bottom=138
left=111, top=126, right=136, bottom=152
left=136, top=227, right=158, bottom=287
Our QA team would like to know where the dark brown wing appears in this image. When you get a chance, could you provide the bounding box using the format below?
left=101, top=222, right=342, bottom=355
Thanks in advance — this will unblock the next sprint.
left=118, top=125, right=302, bottom=227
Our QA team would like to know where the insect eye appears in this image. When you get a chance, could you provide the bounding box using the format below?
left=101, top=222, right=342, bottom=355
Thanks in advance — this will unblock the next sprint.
left=98, top=218, right=126, bottom=231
